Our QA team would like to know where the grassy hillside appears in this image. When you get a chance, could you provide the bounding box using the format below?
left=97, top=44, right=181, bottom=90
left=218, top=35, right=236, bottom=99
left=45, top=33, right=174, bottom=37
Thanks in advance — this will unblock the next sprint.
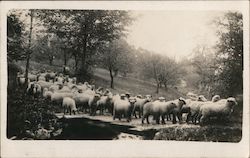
left=93, top=68, right=185, bottom=100
left=16, top=61, right=185, bottom=100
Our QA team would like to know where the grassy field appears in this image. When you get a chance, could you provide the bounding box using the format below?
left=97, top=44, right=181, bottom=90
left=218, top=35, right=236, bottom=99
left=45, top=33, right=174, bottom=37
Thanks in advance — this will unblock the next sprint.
left=93, top=68, right=185, bottom=100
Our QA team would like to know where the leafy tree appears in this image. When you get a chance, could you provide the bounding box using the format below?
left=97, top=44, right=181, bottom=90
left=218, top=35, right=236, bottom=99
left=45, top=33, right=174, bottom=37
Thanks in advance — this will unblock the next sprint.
left=190, top=44, right=218, bottom=97
left=214, top=11, right=243, bottom=97
left=37, top=10, right=133, bottom=82
left=137, top=49, right=181, bottom=93
left=7, top=11, right=25, bottom=62
left=32, top=33, right=61, bottom=65
left=99, top=39, right=133, bottom=88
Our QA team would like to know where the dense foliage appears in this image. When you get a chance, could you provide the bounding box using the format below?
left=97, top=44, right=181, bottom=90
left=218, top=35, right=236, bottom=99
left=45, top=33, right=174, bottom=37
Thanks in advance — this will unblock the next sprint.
left=214, top=12, right=243, bottom=97
left=7, top=12, right=25, bottom=61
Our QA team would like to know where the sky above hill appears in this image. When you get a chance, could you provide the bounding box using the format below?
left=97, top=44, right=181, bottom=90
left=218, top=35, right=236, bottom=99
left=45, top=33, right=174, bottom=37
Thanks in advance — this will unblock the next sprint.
left=126, top=11, right=225, bottom=60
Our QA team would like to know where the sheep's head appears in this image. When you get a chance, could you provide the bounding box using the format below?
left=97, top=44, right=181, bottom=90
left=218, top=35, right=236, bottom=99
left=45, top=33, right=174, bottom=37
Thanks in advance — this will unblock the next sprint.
left=125, top=92, right=131, bottom=98
left=97, top=87, right=103, bottom=91
left=57, top=83, right=63, bottom=90
left=158, top=97, right=165, bottom=102
left=197, top=95, right=207, bottom=102
left=178, top=97, right=186, bottom=108
left=129, top=97, right=137, bottom=105
left=103, top=89, right=110, bottom=96
left=120, top=94, right=126, bottom=100
left=227, top=97, right=238, bottom=107
left=90, top=85, right=95, bottom=90
left=136, top=95, right=142, bottom=99
left=145, top=95, right=153, bottom=101
left=93, top=94, right=101, bottom=103
left=212, top=95, right=221, bottom=102
left=83, top=82, right=89, bottom=85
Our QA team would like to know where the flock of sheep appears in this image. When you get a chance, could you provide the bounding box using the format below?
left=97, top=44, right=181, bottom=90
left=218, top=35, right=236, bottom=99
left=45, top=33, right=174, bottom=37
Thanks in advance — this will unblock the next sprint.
left=17, top=70, right=238, bottom=126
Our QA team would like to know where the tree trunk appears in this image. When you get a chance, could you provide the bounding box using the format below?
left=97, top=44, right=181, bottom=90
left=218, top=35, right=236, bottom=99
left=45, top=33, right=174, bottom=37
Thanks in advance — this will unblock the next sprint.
left=81, top=24, right=88, bottom=69
left=153, top=63, right=159, bottom=94
left=49, top=56, right=53, bottom=65
left=74, top=54, right=78, bottom=74
left=109, top=67, right=114, bottom=89
left=24, top=10, right=33, bottom=87
left=64, top=49, right=67, bottom=66
left=156, top=83, right=159, bottom=94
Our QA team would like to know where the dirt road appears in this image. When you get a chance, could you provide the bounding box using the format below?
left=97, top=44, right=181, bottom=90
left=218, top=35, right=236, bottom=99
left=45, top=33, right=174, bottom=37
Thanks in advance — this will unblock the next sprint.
left=55, top=113, right=200, bottom=140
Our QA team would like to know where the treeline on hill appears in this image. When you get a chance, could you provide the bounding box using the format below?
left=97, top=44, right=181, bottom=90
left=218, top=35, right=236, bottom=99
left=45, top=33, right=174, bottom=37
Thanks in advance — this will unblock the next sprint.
left=8, top=10, right=243, bottom=98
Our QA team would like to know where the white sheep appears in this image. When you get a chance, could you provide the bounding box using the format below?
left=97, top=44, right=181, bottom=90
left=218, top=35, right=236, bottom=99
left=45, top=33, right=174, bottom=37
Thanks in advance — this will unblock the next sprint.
left=33, top=83, right=42, bottom=98
left=17, top=77, right=29, bottom=87
left=84, top=89, right=96, bottom=95
left=43, top=88, right=53, bottom=100
left=55, top=76, right=64, bottom=84
left=49, top=84, right=60, bottom=92
left=37, top=80, right=54, bottom=90
left=62, top=97, right=77, bottom=115
left=37, top=76, right=46, bottom=81
left=73, top=92, right=100, bottom=115
left=28, top=73, right=37, bottom=82
left=212, top=95, right=221, bottom=102
left=96, top=87, right=104, bottom=95
left=183, top=95, right=209, bottom=124
left=170, top=98, right=187, bottom=123
left=113, top=94, right=135, bottom=122
left=57, top=85, right=72, bottom=93
left=158, top=97, right=166, bottom=102
left=198, top=97, right=237, bottom=125
left=76, top=82, right=90, bottom=92
left=197, top=95, right=207, bottom=102
left=97, top=95, right=112, bottom=115
left=51, top=92, right=74, bottom=106
left=132, top=95, right=152, bottom=118
left=88, top=94, right=101, bottom=116
left=27, top=82, right=36, bottom=94
left=187, top=92, right=198, bottom=101
left=185, top=100, right=207, bottom=124
left=142, top=100, right=177, bottom=124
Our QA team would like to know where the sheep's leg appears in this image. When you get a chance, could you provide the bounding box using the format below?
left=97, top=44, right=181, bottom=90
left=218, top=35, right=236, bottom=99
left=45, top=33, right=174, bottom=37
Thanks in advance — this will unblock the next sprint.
left=161, top=115, right=166, bottom=124
left=200, top=116, right=206, bottom=126
left=126, top=113, right=131, bottom=122
left=177, top=113, right=182, bottom=123
left=100, top=105, right=104, bottom=115
left=186, top=112, right=191, bottom=123
left=172, top=113, right=177, bottom=124
left=146, top=115, right=150, bottom=124
left=92, top=105, right=97, bottom=116
left=132, top=106, right=137, bottom=119
left=69, top=107, right=72, bottom=115
left=166, top=114, right=170, bottom=121
left=191, top=114, right=196, bottom=124
left=118, top=114, right=121, bottom=121
left=193, top=113, right=199, bottom=124
left=155, top=114, right=160, bottom=124
left=134, top=110, right=138, bottom=119
left=63, top=107, right=66, bottom=114
left=141, top=115, right=145, bottom=124
left=139, top=110, right=142, bottom=118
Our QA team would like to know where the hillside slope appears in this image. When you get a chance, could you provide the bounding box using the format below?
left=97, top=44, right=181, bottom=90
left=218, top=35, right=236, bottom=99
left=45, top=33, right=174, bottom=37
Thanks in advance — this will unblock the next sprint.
left=93, top=68, right=185, bottom=100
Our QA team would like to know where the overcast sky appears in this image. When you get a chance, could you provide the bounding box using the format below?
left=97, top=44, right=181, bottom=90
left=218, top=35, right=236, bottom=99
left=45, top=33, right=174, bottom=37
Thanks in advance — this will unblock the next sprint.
left=126, top=11, right=225, bottom=60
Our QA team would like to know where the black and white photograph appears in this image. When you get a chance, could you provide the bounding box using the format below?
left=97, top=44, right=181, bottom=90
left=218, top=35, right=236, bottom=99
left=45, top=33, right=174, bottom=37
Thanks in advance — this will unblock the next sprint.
left=1, top=1, right=249, bottom=158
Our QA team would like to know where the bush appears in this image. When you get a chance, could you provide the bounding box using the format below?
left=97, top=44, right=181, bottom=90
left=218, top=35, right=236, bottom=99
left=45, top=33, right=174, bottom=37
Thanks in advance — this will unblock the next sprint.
left=7, top=88, right=62, bottom=140
left=154, top=125, right=242, bottom=142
